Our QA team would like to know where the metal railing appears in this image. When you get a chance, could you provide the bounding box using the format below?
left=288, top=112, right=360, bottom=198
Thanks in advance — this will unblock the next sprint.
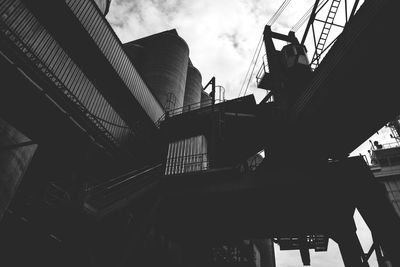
left=372, top=142, right=400, bottom=151
left=155, top=98, right=225, bottom=127
left=361, top=154, right=370, bottom=166
left=84, top=163, right=162, bottom=209
left=370, top=154, right=400, bottom=168
left=256, top=54, right=270, bottom=86
left=277, top=235, right=328, bottom=251
left=0, top=1, right=134, bottom=154
left=165, top=153, right=209, bottom=175
left=87, top=163, right=162, bottom=193
left=366, top=141, right=400, bottom=166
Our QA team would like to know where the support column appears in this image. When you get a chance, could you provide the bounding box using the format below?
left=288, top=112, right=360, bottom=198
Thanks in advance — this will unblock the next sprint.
left=299, top=236, right=311, bottom=266
left=334, top=231, right=367, bottom=267
left=373, top=242, right=391, bottom=267
left=254, top=239, right=276, bottom=267
left=357, top=181, right=400, bottom=266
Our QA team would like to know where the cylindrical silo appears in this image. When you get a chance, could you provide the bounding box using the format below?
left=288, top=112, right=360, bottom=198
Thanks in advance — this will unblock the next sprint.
left=123, top=29, right=189, bottom=112
left=93, top=0, right=111, bottom=15
left=123, top=43, right=145, bottom=71
left=0, top=118, right=37, bottom=221
left=200, top=91, right=212, bottom=108
left=183, top=60, right=202, bottom=110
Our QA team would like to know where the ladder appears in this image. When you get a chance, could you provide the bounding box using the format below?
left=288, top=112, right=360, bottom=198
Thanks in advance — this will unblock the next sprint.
left=311, top=0, right=341, bottom=70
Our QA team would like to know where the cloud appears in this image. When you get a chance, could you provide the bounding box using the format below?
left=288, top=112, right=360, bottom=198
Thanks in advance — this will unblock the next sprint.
left=107, top=0, right=276, bottom=101
left=105, top=1, right=378, bottom=266
left=107, top=0, right=365, bottom=103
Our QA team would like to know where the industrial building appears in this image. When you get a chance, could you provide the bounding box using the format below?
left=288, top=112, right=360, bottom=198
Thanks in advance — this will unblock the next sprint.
left=1, top=0, right=400, bottom=266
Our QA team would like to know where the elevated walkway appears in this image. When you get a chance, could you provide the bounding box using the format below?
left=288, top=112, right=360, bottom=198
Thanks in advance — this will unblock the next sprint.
left=0, top=0, right=164, bottom=163
left=154, top=157, right=370, bottom=242
left=160, top=95, right=265, bottom=168
left=0, top=47, right=95, bottom=158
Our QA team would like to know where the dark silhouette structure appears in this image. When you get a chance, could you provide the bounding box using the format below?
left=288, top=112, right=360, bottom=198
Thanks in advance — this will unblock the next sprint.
left=1, top=0, right=400, bottom=266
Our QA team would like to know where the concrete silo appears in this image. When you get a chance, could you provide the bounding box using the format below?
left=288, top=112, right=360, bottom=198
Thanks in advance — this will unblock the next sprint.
left=183, top=59, right=202, bottom=110
left=124, top=29, right=189, bottom=112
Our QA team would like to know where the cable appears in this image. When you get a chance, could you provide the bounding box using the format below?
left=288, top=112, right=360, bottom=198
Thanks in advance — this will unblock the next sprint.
left=238, top=0, right=292, bottom=97
left=267, top=0, right=293, bottom=26
left=238, top=34, right=263, bottom=97
left=267, top=0, right=291, bottom=25
left=291, top=0, right=329, bottom=32
left=292, top=4, right=315, bottom=32
left=243, top=40, right=263, bottom=96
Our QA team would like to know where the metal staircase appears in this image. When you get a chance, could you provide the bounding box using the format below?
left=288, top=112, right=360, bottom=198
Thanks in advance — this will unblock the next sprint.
left=83, top=163, right=163, bottom=218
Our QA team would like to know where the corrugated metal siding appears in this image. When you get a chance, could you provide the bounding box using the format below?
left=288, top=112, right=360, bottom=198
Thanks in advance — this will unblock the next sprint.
left=165, top=135, right=208, bottom=175
left=0, top=0, right=131, bottom=146
left=65, top=0, right=164, bottom=123
left=92, top=0, right=108, bottom=15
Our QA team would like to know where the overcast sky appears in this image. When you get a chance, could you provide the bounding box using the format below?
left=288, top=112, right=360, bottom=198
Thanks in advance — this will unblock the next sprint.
left=106, top=0, right=320, bottom=102
left=106, top=1, right=377, bottom=266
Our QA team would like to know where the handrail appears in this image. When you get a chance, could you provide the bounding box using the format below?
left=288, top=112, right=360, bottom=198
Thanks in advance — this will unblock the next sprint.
left=370, top=153, right=400, bottom=168
left=88, top=164, right=154, bottom=191
left=372, top=142, right=400, bottom=151
left=155, top=98, right=225, bottom=127
left=88, top=163, right=162, bottom=195
left=0, top=9, right=132, bottom=153
left=106, top=164, right=162, bottom=190
left=216, top=85, right=226, bottom=102
left=256, top=55, right=270, bottom=86
left=155, top=92, right=256, bottom=127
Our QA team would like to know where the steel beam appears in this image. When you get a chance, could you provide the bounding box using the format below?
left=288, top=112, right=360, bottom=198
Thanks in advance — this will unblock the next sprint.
left=301, top=0, right=320, bottom=45
left=334, top=231, right=367, bottom=267
left=357, top=181, right=400, bottom=267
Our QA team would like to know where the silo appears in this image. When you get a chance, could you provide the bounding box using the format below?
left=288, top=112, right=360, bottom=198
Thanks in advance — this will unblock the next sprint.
left=123, top=43, right=146, bottom=74
left=201, top=91, right=212, bottom=108
left=93, top=0, right=111, bottom=15
left=183, top=60, right=202, bottom=110
left=124, top=29, right=189, bottom=112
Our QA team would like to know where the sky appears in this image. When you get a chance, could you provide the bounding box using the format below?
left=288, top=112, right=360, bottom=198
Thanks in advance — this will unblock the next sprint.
left=106, top=0, right=380, bottom=266
left=106, top=0, right=319, bottom=102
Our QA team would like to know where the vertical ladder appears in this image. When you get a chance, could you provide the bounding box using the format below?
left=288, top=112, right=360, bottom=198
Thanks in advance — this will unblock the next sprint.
left=311, top=0, right=341, bottom=70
